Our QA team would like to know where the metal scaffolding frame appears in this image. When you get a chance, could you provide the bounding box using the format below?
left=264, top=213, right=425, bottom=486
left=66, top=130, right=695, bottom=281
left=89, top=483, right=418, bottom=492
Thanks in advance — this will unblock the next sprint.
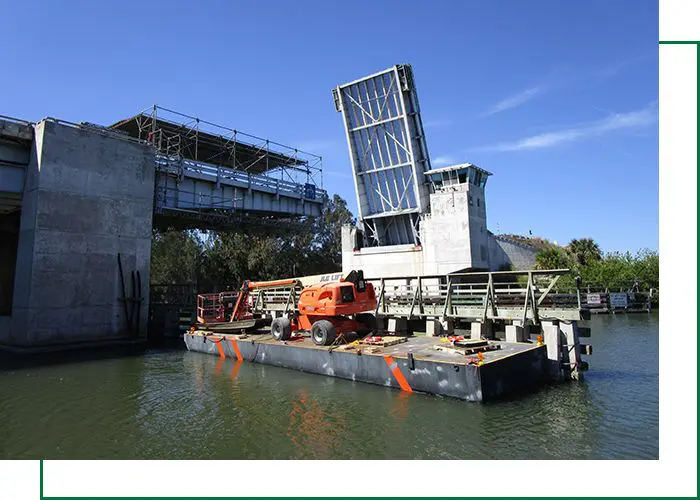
left=333, top=65, right=431, bottom=246
left=112, top=105, right=324, bottom=188
left=110, top=106, right=326, bottom=231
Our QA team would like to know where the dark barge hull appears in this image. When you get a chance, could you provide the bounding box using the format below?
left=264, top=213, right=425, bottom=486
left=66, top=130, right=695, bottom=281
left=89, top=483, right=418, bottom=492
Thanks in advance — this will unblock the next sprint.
left=183, top=331, right=548, bottom=402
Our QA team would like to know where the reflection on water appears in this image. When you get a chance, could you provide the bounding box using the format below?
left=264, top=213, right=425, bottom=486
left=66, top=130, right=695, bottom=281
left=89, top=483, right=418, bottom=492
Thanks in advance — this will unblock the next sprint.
left=287, top=389, right=349, bottom=459
left=0, top=314, right=658, bottom=459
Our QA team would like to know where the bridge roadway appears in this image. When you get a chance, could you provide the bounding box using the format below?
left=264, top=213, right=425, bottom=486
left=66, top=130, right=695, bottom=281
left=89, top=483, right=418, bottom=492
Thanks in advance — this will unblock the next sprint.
left=0, top=116, right=326, bottom=225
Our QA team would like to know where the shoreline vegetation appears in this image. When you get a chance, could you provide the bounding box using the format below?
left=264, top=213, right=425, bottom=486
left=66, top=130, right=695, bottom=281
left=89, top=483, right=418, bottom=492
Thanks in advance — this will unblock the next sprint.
left=151, top=194, right=354, bottom=291
left=149, top=195, right=659, bottom=300
left=531, top=238, right=658, bottom=296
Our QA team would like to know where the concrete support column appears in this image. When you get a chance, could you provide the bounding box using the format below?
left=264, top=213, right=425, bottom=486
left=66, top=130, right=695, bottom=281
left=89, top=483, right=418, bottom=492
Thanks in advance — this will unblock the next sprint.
left=440, top=318, right=454, bottom=335
left=541, top=320, right=562, bottom=380
left=426, top=318, right=455, bottom=337
left=471, top=320, right=493, bottom=340
left=505, top=320, right=529, bottom=343
left=8, top=120, right=154, bottom=348
left=426, top=319, right=443, bottom=337
left=387, top=317, right=407, bottom=334
left=560, top=321, right=583, bottom=380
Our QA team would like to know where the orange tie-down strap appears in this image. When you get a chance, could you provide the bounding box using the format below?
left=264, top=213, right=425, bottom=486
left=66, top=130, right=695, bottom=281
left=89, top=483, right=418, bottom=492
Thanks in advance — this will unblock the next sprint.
left=213, top=338, right=226, bottom=359
left=229, top=339, right=243, bottom=362
left=210, top=337, right=243, bottom=362
left=383, top=355, right=413, bottom=393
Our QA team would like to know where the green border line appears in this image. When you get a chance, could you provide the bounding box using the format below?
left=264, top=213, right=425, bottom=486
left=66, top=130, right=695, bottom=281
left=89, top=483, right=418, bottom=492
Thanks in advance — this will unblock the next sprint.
left=35, top=40, right=692, bottom=500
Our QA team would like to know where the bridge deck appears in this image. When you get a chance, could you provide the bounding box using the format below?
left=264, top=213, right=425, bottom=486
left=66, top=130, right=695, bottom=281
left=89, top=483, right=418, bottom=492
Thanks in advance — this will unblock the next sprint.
left=0, top=113, right=326, bottom=225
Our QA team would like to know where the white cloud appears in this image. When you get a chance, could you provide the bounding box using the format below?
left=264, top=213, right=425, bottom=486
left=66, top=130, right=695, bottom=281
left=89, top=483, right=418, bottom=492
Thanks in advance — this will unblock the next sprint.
left=479, top=54, right=652, bottom=118
left=432, top=155, right=455, bottom=167
left=590, top=52, right=656, bottom=84
left=474, top=104, right=657, bottom=153
left=423, top=119, right=453, bottom=129
left=482, top=85, right=547, bottom=116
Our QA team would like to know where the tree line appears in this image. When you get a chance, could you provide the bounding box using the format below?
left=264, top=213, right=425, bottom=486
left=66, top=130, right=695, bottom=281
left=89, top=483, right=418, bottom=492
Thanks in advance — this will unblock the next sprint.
left=150, top=194, right=354, bottom=292
left=151, top=195, right=659, bottom=296
left=534, top=238, right=659, bottom=292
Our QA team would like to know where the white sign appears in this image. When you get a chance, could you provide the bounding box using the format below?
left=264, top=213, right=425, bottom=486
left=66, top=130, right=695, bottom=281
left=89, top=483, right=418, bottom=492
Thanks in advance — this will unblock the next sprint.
left=610, top=293, right=628, bottom=308
left=586, top=293, right=602, bottom=306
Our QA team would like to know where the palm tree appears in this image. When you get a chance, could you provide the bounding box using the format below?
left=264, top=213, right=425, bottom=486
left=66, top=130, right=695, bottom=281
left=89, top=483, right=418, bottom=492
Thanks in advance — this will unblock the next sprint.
left=567, top=238, right=602, bottom=266
left=535, top=246, right=571, bottom=270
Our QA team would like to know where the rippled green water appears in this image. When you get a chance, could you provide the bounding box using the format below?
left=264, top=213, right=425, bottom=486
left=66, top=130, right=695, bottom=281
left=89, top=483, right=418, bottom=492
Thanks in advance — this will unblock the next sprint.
left=0, top=314, right=658, bottom=459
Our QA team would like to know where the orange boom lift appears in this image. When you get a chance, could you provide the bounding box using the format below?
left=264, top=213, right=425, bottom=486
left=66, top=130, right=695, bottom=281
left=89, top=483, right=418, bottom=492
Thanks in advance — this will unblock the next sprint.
left=196, top=271, right=377, bottom=345
left=269, top=270, right=377, bottom=346
left=214, top=270, right=377, bottom=346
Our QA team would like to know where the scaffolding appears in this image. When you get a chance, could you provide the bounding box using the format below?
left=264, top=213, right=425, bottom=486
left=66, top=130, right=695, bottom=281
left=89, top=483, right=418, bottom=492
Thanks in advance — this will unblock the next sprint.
left=111, top=106, right=326, bottom=230
left=112, top=105, right=323, bottom=186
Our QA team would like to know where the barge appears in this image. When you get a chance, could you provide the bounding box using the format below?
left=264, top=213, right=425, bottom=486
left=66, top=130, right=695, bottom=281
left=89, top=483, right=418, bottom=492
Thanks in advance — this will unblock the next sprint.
left=183, top=268, right=590, bottom=402
left=184, top=329, right=548, bottom=402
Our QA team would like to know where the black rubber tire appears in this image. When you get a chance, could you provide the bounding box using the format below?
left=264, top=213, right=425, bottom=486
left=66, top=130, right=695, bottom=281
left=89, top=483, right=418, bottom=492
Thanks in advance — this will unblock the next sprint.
left=355, top=313, right=377, bottom=333
left=271, top=317, right=291, bottom=341
left=311, top=320, right=336, bottom=346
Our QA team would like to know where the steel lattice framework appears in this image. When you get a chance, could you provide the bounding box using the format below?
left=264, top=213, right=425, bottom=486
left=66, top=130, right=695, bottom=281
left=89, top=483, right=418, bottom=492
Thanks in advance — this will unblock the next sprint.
left=110, top=106, right=326, bottom=231
left=333, top=65, right=431, bottom=246
left=112, top=105, right=323, bottom=188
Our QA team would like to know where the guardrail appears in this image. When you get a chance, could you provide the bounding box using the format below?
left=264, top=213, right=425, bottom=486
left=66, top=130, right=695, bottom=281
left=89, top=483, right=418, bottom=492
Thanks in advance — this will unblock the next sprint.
left=368, top=269, right=583, bottom=322
left=0, top=115, right=34, bottom=127
left=195, top=283, right=302, bottom=324
left=155, top=154, right=327, bottom=202
left=581, top=290, right=653, bottom=312
left=196, top=291, right=239, bottom=323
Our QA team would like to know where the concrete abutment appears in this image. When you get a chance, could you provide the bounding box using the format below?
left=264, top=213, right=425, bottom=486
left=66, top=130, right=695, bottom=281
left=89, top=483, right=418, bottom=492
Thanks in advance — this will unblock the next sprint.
left=1, top=120, right=155, bottom=350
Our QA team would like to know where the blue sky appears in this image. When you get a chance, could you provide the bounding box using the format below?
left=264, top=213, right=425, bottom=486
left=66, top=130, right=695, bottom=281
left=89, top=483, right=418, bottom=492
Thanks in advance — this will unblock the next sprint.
left=0, top=0, right=658, bottom=252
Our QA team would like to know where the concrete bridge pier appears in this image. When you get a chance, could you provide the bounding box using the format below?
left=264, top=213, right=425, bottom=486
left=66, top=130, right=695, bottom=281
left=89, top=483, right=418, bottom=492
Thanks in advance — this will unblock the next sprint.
left=470, top=319, right=494, bottom=340
left=425, top=317, right=455, bottom=337
left=387, top=317, right=408, bottom=334
left=505, top=319, right=530, bottom=343
left=0, top=119, right=154, bottom=351
left=560, top=321, right=584, bottom=380
left=542, top=320, right=563, bottom=380
left=541, top=319, right=585, bottom=381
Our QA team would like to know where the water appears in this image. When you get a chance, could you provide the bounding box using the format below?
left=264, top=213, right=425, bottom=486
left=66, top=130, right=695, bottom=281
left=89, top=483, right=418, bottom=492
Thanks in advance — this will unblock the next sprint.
left=0, top=314, right=658, bottom=459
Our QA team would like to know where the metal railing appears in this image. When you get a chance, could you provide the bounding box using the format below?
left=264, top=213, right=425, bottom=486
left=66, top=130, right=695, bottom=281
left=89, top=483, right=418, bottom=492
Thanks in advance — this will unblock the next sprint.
left=369, top=269, right=583, bottom=323
left=196, top=291, right=240, bottom=323
left=195, top=283, right=302, bottom=324
left=128, top=105, right=325, bottom=190
left=155, top=154, right=327, bottom=203
left=0, top=115, right=35, bottom=127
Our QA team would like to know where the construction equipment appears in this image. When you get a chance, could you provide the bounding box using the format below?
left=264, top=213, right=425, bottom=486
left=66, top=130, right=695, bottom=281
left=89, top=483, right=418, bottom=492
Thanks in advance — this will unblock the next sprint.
left=196, top=278, right=301, bottom=332
left=195, top=271, right=377, bottom=345
left=270, top=270, right=377, bottom=346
